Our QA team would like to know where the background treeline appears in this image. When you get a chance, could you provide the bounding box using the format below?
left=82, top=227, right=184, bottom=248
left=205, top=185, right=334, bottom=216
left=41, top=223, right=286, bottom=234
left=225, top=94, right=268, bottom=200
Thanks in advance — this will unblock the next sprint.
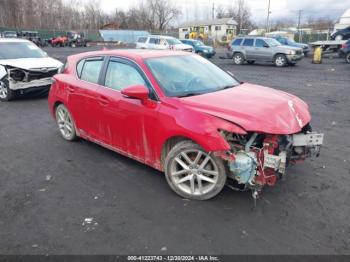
left=0, top=0, right=180, bottom=31
left=0, top=0, right=335, bottom=32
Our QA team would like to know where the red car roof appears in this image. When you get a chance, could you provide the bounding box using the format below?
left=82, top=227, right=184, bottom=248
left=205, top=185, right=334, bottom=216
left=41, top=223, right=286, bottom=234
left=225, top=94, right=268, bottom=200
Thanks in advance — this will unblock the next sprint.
left=69, top=49, right=190, bottom=61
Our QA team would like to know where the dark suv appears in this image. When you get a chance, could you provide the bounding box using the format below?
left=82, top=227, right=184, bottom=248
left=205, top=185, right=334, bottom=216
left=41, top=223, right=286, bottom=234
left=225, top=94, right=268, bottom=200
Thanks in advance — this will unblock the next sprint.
left=331, top=26, right=350, bottom=41
left=339, top=40, right=350, bottom=63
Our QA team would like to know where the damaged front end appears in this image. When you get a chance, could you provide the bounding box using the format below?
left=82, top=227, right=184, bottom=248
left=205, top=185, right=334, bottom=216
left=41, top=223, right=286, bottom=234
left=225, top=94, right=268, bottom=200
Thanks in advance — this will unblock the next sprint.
left=217, top=124, right=324, bottom=201
left=6, top=66, right=58, bottom=91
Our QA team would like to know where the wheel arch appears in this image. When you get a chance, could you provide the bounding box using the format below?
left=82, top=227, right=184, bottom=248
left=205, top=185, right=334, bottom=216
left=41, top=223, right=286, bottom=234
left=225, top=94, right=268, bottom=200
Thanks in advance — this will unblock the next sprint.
left=233, top=51, right=245, bottom=59
left=273, top=52, right=287, bottom=60
left=160, top=136, right=200, bottom=169
left=51, top=100, right=65, bottom=119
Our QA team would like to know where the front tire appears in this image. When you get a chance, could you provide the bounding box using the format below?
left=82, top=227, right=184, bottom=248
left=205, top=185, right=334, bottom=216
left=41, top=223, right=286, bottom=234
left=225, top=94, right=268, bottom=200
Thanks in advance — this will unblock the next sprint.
left=274, top=54, right=287, bottom=67
left=164, top=141, right=227, bottom=200
left=346, top=53, right=350, bottom=64
left=335, top=35, right=343, bottom=41
left=233, top=53, right=244, bottom=65
left=0, top=79, right=16, bottom=101
left=55, top=104, right=77, bottom=141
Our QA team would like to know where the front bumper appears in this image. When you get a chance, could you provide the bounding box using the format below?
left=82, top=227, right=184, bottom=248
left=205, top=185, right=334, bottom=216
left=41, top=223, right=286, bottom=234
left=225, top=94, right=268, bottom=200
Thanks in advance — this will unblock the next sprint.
left=264, top=132, right=324, bottom=173
left=286, top=54, right=304, bottom=62
left=201, top=49, right=216, bottom=57
left=227, top=132, right=324, bottom=188
left=9, top=77, right=53, bottom=90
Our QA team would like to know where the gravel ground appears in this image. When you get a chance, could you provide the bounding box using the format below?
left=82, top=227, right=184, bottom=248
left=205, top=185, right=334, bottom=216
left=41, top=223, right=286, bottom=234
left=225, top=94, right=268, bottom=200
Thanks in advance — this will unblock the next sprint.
left=0, top=46, right=349, bottom=255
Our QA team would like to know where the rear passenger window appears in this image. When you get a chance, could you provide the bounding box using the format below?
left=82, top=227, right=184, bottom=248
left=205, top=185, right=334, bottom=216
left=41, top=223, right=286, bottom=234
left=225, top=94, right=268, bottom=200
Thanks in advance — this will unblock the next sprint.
left=138, top=37, right=147, bottom=43
left=232, top=38, right=243, bottom=46
left=149, top=38, right=160, bottom=44
left=255, top=39, right=266, bottom=47
left=242, top=38, right=254, bottom=46
left=80, top=58, right=103, bottom=84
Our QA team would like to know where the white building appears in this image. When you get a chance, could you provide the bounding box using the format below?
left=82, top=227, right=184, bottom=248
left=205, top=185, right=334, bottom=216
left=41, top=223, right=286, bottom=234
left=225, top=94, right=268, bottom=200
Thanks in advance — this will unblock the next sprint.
left=178, top=17, right=237, bottom=41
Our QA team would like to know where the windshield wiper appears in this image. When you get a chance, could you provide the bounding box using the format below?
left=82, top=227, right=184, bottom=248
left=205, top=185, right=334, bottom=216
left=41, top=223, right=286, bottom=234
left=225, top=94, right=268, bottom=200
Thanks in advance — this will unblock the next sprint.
left=218, top=85, right=235, bottom=90
left=178, top=92, right=204, bottom=98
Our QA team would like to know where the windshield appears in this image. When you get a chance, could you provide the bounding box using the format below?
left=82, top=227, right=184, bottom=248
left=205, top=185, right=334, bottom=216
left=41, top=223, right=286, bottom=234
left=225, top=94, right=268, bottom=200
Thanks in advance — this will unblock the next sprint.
left=0, top=42, right=47, bottom=59
left=166, top=38, right=182, bottom=45
left=145, top=55, right=239, bottom=97
left=288, top=38, right=296, bottom=43
left=193, top=40, right=204, bottom=46
left=265, top=38, right=281, bottom=47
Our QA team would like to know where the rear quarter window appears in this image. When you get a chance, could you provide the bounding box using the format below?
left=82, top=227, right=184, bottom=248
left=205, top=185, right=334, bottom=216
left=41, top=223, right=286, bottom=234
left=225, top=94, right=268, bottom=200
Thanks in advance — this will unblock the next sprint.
left=76, top=59, right=84, bottom=77
left=79, top=57, right=104, bottom=84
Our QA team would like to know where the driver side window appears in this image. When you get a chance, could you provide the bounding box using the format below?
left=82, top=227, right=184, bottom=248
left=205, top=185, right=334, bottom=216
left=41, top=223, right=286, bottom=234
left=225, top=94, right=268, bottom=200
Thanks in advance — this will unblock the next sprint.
left=104, top=61, right=147, bottom=91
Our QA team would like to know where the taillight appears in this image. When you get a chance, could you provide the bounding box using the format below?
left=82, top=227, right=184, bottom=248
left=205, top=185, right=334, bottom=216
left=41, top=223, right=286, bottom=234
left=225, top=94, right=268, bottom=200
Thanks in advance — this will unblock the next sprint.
left=341, top=44, right=347, bottom=49
left=227, top=43, right=232, bottom=51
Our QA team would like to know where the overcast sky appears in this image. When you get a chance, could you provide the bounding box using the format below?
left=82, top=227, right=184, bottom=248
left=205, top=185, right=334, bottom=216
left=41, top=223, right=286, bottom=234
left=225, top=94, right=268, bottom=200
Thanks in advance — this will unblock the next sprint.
left=97, top=0, right=350, bottom=25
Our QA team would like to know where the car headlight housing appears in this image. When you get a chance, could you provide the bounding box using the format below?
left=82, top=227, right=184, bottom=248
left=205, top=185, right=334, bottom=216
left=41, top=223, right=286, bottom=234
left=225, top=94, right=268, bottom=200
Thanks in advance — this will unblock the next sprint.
left=203, top=49, right=208, bottom=53
left=289, top=50, right=296, bottom=55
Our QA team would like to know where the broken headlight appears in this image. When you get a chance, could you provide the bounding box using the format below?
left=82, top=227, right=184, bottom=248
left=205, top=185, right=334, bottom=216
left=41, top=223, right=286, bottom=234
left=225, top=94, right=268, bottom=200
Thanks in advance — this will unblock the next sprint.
left=9, top=69, right=26, bottom=81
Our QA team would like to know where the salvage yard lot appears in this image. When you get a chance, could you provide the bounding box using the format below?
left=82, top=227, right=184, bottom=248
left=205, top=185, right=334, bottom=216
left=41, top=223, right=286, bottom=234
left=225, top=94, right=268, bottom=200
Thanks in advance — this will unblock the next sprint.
left=0, top=46, right=349, bottom=254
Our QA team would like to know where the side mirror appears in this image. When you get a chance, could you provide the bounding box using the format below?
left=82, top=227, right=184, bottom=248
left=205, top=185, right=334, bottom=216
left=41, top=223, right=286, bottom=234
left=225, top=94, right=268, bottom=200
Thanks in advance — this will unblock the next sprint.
left=121, top=85, right=149, bottom=100
left=263, top=44, right=269, bottom=48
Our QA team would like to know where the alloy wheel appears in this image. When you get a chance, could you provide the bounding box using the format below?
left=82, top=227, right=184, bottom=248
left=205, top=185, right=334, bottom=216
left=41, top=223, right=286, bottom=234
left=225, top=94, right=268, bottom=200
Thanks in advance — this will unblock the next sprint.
left=275, top=55, right=286, bottom=67
left=0, top=81, right=8, bottom=99
left=335, top=35, right=343, bottom=41
left=234, top=54, right=243, bottom=64
left=56, top=105, right=75, bottom=140
left=169, top=149, right=219, bottom=196
left=346, top=53, right=350, bottom=64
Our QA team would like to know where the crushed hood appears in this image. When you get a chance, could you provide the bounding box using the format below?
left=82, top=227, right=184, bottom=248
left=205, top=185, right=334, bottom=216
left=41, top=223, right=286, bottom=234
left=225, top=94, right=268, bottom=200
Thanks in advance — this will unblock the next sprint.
left=0, top=57, right=63, bottom=71
left=179, top=83, right=311, bottom=135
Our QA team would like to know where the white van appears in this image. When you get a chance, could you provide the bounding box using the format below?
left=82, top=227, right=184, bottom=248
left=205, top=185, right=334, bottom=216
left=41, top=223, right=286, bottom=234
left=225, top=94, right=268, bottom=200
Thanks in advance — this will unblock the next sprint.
left=136, top=35, right=194, bottom=52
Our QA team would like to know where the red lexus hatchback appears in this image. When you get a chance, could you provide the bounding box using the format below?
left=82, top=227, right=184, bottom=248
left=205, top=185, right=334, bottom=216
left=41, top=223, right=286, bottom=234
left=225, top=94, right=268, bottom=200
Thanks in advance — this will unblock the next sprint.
left=48, top=50, right=323, bottom=200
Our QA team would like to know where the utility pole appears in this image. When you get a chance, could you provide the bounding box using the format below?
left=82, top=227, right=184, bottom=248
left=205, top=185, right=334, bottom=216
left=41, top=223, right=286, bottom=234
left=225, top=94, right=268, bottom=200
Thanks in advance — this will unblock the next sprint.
left=238, top=0, right=243, bottom=35
left=297, top=10, right=303, bottom=42
left=212, top=2, right=215, bottom=20
left=266, top=0, right=271, bottom=33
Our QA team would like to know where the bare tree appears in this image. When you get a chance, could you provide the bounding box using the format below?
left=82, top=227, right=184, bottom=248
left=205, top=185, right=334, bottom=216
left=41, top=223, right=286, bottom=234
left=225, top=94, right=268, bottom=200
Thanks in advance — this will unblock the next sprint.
left=215, top=0, right=254, bottom=34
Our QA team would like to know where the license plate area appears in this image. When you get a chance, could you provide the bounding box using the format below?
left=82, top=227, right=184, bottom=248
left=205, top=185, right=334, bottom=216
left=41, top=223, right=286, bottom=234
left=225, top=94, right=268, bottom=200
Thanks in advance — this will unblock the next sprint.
left=292, top=133, right=324, bottom=146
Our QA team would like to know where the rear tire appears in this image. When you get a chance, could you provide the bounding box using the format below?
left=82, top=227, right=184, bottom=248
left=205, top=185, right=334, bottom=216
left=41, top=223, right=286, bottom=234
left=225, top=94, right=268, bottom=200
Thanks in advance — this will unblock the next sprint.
left=0, top=79, right=16, bottom=102
left=335, top=35, right=343, bottom=41
left=274, top=54, right=287, bottom=67
left=346, top=53, right=350, bottom=64
left=164, top=140, right=227, bottom=200
left=55, top=104, right=78, bottom=141
left=233, top=53, right=244, bottom=65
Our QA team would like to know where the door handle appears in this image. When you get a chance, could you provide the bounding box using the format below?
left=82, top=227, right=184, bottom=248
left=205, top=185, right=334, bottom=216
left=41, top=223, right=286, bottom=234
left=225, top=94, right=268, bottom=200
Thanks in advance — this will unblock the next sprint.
left=98, top=96, right=109, bottom=106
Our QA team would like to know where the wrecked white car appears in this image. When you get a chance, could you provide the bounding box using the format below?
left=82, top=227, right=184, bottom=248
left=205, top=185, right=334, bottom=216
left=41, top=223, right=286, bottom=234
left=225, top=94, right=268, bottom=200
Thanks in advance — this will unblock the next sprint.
left=0, top=39, right=63, bottom=101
